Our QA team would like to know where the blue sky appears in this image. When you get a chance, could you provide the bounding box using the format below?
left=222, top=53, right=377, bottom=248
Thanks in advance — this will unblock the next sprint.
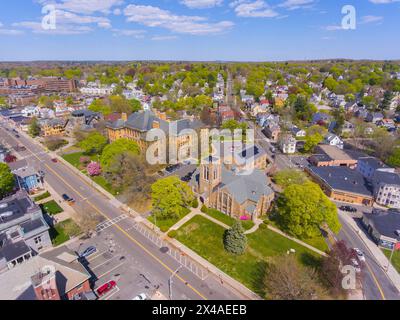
left=0, top=0, right=399, bottom=61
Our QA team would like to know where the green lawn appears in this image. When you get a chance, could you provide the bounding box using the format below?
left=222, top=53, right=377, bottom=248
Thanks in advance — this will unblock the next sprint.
left=41, top=200, right=64, bottom=216
left=62, top=152, right=85, bottom=168
left=50, top=219, right=81, bottom=246
left=203, top=207, right=255, bottom=231
left=383, top=248, right=400, bottom=273
left=33, top=191, right=51, bottom=202
left=148, top=207, right=191, bottom=232
left=176, top=215, right=322, bottom=296
left=91, top=175, right=118, bottom=196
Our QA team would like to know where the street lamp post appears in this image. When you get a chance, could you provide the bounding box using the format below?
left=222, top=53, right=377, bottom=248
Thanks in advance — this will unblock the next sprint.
left=169, top=266, right=182, bottom=300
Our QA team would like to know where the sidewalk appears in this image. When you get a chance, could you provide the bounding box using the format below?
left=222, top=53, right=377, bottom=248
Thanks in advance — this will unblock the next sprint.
left=339, top=211, right=400, bottom=292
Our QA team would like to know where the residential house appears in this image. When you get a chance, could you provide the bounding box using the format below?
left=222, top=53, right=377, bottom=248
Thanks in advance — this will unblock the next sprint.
left=279, top=134, right=297, bottom=154
left=40, top=118, right=68, bottom=137
left=0, top=246, right=92, bottom=300
left=190, top=157, right=275, bottom=221
left=8, top=160, right=44, bottom=194
left=0, top=191, right=52, bottom=273
left=357, top=157, right=395, bottom=179
left=263, top=122, right=281, bottom=143
left=366, top=112, right=384, bottom=124
left=372, top=171, right=400, bottom=209
left=323, top=133, right=344, bottom=149
left=290, top=126, right=306, bottom=138
left=312, top=112, right=332, bottom=125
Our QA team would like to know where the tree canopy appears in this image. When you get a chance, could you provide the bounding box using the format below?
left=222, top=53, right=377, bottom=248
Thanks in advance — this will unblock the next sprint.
left=277, top=181, right=341, bottom=239
left=151, top=176, right=195, bottom=220
left=100, top=139, right=140, bottom=169
left=79, top=132, right=107, bottom=155
left=223, top=221, right=247, bottom=255
left=0, top=163, right=14, bottom=198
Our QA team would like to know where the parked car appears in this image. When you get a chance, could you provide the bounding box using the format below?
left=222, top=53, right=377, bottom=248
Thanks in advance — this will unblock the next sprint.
left=80, top=246, right=97, bottom=258
left=351, top=258, right=362, bottom=273
left=51, top=158, right=58, bottom=163
left=353, top=248, right=366, bottom=263
left=133, top=293, right=147, bottom=300
left=340, top=206, right=357, bottom=213
left=96, top=281, right=117, bottom=297
left=62, top=194, right=75, bottom=204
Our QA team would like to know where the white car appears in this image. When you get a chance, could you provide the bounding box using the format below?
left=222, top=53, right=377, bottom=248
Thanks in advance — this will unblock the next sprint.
left=133, top=293, right=147, bottom=300
left=353, top=248, right=366, bottom=262
left=351, top=258, right=362, bottom=273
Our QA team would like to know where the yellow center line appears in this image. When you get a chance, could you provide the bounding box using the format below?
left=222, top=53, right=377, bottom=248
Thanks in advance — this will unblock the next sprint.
left=8, top=130, right=207, bottom=300
left=341, top=227, right=386, bottom=300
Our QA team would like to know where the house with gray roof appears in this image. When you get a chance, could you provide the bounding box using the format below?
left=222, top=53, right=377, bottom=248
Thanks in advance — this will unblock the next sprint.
left=372, top=171, right=400, bottom=209
left=0, top=191, right=51, bottom=273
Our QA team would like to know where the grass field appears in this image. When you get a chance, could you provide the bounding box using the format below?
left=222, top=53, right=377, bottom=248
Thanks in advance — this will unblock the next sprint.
left=33, top=191, right=51, bottom=202
left=383, top=248, right=400, bottom=273
left=50, top=219, right=81, bottom=246
left=148, top=207, right=191, bottom=232
left=40, top=200, right=64, bottom=216
left=202, top=207, right=255, bottom=231
left=176, top=215, right=322, bottom=296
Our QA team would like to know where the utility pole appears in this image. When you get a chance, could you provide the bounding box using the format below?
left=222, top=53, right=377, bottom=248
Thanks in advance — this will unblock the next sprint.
left=169, top=266, right=182, bottom=300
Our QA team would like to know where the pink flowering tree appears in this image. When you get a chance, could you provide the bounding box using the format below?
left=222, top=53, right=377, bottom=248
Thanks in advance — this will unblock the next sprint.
left=87, top=162, right=102, bottom=176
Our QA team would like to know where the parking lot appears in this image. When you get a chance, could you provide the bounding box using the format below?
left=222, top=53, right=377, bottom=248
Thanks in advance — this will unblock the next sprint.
left=68, top=225, right=168, bottom=301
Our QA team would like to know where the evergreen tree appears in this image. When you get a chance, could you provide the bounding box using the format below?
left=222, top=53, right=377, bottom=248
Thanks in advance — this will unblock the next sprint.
left=223, top=221, right=247, bottom=255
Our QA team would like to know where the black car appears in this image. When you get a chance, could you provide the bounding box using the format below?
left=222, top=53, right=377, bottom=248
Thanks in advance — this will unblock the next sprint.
left=340, top=205, right=357, bottom=213
left=62, top=194, right=75, bottom=203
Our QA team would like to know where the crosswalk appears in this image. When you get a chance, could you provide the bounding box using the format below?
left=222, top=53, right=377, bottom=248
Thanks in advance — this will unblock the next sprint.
left=96, top=214, right=129, bottom=232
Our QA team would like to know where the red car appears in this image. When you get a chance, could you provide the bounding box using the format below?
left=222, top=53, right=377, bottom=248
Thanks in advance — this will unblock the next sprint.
left=51, top=158, right=58, bottom=163
left=96, top=281, right=117, bottom=297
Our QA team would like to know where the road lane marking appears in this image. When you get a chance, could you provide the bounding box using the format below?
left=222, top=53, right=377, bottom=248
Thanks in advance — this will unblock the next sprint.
left=341, top=227, right=386, bottom=300
left=92, top=255, right=121, bottom=271
left=6, top=129, right=208, bottom=300
left=96, top=262, right=126, bottom=280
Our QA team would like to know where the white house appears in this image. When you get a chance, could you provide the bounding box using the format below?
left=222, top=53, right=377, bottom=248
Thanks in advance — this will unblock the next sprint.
left=324, top=133, right=344, bottom=149
left=279, top=135, right=297, bottom=154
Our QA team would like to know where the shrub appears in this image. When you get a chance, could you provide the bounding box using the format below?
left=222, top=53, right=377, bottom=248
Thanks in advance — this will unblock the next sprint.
left=87, top=162, right=102, bottom=176
left=168, top=230, right=178, bottom=238
left=44, top=139, right=68, bottom=151
left=79, top=156, right=91, bottom=165
left=201, top=205, right=208, bottom=213
left=160, top=226, right=169, bottom=233
left=191, top=198, right=199, bottom=209
left=34, top=191, right=51, bottom=202
left=259, top=223, right=268, bottom=230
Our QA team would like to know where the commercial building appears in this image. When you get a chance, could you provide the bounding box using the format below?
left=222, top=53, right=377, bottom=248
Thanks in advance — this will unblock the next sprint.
left=357, top=157, right=395, bottom=179
left=306, top=166, right=374, bottom=206
left=372, top=171, right=400, bottom=209
left=362, top=209, right=400, bottom=249
left=308, top=145, right=358, bottom=168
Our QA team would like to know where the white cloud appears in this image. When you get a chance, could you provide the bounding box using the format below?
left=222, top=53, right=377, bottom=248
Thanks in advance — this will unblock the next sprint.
left=13, top=9, right=112, bottom=34
left=232, top=0, right=279, bottom=18
left=181, top=0, right=223, bottom=9
left=369, top=0, right=399, bottom=4
left=360, top=15, right=384, bottom=24
left=0, top=29, right=24, bottom=35
left=37, top=0, right=124, bottom=15
left=111, top=28, right=146, bottom=38
left=278, top=0, right=315, bottom=10
left=124, top=4, right=234, bottom=35
left=151, top=35, right=179, bottom=41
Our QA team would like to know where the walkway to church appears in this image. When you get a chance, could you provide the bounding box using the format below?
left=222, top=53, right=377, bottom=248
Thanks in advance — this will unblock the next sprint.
left=168, top=208, right=328, bottom=257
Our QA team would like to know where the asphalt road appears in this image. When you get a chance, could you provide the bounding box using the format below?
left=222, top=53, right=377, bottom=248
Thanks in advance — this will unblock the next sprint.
left=337, top=210, right=400, bottom=300
left=0, top=122, right=243, bottom=301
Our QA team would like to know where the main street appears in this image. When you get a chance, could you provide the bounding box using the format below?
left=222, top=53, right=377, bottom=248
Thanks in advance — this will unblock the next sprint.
left=0, top=122, right=242, bottom=301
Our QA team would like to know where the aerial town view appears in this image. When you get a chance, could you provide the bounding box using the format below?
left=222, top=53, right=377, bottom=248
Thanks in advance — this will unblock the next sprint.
left=0, top=0, right=400, bottom=309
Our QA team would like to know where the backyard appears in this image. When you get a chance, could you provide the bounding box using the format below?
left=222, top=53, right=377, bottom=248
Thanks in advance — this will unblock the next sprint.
left=40, top=200, right=64, bottom=216
left=175, top=215, right=322, bottom=296
left=50, top=219, right=82, bottom=246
